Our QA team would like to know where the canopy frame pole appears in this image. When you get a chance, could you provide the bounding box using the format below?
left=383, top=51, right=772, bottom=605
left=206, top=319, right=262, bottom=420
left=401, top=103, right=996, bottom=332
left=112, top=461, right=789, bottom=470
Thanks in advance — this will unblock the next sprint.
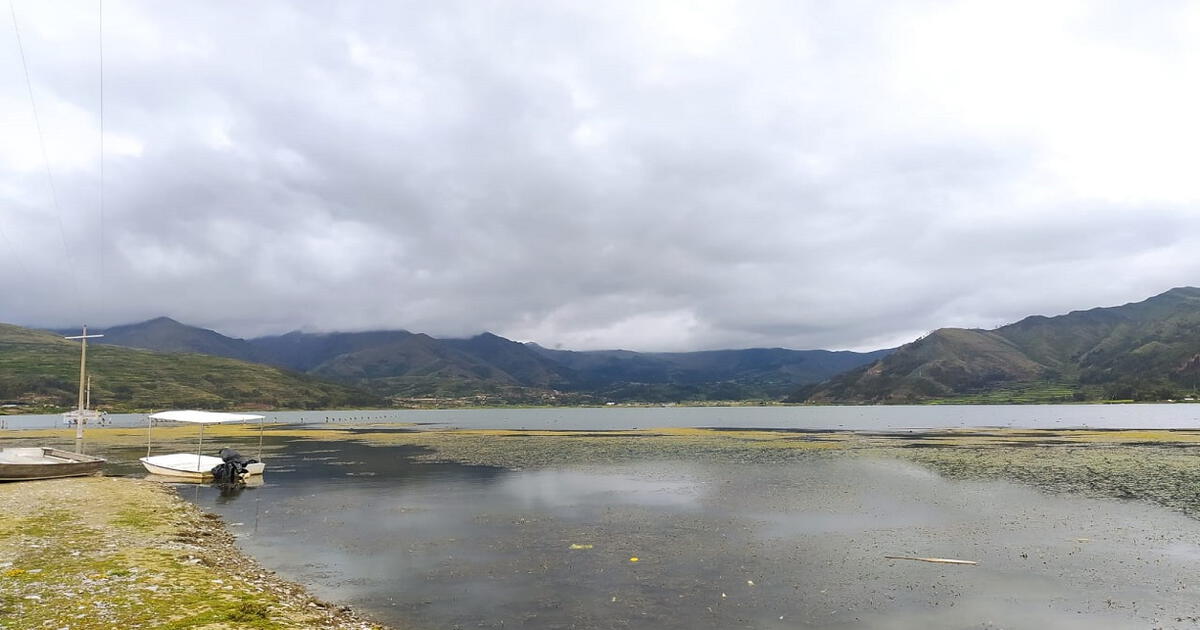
left=196, top=424, right=204, bottom=475
left=257, top=416, right=264, bottom=460
left=146, top=415, right=153, bottom=457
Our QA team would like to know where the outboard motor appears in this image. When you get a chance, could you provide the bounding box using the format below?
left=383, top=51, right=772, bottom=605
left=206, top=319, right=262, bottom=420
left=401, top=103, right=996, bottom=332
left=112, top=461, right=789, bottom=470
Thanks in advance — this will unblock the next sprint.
left=210, top=448, right=259, bottom=484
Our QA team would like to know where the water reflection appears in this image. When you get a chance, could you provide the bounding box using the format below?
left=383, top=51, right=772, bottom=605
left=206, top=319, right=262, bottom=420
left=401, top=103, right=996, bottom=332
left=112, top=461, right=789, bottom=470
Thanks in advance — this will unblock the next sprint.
left=496, top=468, right=703, bottom=511
left=101, top=437, right=1200, bottom=629
left=213, top=476, right=263, bottom=502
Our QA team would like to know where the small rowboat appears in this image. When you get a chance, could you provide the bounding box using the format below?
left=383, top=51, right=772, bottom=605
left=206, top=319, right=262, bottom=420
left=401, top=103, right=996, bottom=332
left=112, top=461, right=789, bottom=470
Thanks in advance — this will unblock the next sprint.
left=1, top=326, right=108, bottom=482
left=140, top=410, right=266, bottom=481
left=0, top=447, right=105, bottom=481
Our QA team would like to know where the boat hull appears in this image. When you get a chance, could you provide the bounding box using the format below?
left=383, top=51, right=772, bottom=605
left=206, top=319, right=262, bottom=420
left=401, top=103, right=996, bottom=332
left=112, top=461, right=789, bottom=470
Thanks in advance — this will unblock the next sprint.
left=0, top=448, right=105, bottom=482
left=140, top=453, right=264, bottom=481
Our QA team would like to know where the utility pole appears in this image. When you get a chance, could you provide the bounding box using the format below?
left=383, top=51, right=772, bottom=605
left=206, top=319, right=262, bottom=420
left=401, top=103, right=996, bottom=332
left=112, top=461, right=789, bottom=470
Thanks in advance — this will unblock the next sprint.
left=64, top=326, right=104, bottom=451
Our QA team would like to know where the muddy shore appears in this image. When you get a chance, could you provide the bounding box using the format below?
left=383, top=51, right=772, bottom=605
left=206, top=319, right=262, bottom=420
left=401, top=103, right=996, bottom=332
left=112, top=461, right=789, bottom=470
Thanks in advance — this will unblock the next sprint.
left=0, top=476, right=385, bottom=630
left=6, top=425, right=1200, bottom=628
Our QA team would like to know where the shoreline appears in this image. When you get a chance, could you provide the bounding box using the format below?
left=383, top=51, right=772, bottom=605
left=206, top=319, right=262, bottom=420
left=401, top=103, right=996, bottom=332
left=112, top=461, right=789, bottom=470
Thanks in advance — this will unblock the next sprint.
left=6, top=426, right=1200, bottom=628
left=0, top=477, right=387, bottom=630
left=6, top=398, right=1200, bottom=417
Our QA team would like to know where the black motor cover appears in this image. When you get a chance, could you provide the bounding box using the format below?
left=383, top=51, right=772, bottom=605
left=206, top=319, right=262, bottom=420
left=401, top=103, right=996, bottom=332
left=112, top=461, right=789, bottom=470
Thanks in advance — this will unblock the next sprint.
left=218, top=448, right=247, bottom=463
left=210, top=448, right=259, bottom=483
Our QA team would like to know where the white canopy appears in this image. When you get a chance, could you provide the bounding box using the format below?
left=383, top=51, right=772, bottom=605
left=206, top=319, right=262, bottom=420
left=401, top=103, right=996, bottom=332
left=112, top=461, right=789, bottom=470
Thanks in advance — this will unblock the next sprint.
left=148, top=410, right=265, bottom=424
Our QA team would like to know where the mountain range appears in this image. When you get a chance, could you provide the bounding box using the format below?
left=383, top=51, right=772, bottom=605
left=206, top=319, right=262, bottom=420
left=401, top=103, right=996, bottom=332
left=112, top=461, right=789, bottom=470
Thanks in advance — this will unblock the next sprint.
left=795, top=287, right=1200, bottom=403
left=80, top=317, right=891, bottom=405
left=0, top=323, right=380, bottom=412
left=12, top=285, right=1200, bottom=411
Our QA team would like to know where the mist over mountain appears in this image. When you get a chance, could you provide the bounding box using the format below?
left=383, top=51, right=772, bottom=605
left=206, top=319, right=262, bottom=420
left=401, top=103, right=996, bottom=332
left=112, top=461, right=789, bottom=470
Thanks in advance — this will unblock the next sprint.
left=95, top=317, right=262, bottom=363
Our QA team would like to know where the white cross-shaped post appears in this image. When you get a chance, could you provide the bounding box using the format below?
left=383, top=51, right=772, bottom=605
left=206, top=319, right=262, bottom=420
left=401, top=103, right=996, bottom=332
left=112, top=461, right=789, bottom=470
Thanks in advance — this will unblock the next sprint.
left=64, top=326, right=105, bottom=447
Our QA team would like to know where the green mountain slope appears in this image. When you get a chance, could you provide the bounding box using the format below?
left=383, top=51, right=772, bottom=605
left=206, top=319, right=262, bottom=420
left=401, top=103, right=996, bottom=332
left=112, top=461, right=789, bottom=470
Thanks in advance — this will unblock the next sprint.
left=0, top=324, right=381, bottom=412
left=800, top=287, right=1200, bottom=403
left=307, top=333, right=530, bottom=396
left=82, top=318, right=889, bottom=403
left=441, top=334, right=574, bottom=388
left=92, top=317, right=261, bottom=363
left=532, top=345, right=892, bottom=399
left=248, top=330, right=423, bottom=372
left=248, top=330, right=567, bottom=397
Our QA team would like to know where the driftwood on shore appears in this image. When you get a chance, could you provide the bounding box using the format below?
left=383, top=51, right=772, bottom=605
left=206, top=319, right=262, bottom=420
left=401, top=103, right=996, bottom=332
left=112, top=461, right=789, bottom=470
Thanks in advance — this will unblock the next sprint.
left=884, top=555, right=978, bottom=565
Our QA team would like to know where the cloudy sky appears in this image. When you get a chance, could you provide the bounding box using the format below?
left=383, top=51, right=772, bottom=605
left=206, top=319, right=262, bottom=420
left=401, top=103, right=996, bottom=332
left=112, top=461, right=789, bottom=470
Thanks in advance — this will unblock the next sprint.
left=2, top=1, right=1199, bottom=351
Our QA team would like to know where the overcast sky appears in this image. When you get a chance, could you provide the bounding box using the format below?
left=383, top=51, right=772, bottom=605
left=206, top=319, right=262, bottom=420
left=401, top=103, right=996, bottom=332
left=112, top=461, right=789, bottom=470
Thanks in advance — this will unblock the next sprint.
left=2, top=1, right=1199, bottom=351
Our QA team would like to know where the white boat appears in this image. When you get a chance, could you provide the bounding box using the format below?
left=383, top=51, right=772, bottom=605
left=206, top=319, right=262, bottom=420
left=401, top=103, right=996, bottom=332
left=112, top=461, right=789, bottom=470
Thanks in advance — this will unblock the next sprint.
left=62, top=375, right=106, bottom=426
left=63, top=409, right=106, bottom=426
left=1, top=326, right=107, bottom=481
left=0, top=447, right=104, bottom=481
left=140, top=410, right=266, bottom=481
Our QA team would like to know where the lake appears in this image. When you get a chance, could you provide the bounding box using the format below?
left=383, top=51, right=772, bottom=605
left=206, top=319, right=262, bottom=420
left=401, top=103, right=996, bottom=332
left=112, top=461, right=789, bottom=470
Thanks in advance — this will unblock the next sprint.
left=70, top=404, right=1200, bottom=629
left=6, top=402, right=1200, bottom=431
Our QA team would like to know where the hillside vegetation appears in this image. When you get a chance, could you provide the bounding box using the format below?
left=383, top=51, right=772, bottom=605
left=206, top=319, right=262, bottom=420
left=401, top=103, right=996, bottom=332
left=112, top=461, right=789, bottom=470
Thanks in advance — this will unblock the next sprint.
left=798, top=287, right=1200, bottom=404
left=0, top=324, right=381, bottom=412
left=74, top=318, right=888, bottom=404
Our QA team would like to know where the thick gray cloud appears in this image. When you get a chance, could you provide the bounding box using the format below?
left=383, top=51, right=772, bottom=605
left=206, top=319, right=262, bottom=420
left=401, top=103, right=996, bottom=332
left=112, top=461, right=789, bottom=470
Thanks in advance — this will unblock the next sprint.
left=2, top=0, right=1199, bottom=351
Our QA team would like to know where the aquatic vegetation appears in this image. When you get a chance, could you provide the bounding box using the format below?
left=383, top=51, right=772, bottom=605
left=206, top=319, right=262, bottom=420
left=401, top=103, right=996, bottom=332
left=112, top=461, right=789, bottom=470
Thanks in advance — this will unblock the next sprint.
left=303, top=425, right=1200, bottom=518
left=894, top=445, right=1200, bottom=517
left=9, top=422, right=1200, bottom=525
left=6, top=423, right=1200, bottom=628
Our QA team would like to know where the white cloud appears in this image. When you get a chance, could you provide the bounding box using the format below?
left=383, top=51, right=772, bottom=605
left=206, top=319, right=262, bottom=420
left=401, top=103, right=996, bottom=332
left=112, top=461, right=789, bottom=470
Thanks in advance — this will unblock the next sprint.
left=1, top=0, right=1198, bottom=351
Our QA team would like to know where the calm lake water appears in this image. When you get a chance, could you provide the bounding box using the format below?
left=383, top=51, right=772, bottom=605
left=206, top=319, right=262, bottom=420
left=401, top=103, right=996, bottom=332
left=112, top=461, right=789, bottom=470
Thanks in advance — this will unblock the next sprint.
left=99, top=436, right=1200, bottom=630
left=6, top=402, right=1200, bottom=431
left=71, top=404, right=1200, bottom=629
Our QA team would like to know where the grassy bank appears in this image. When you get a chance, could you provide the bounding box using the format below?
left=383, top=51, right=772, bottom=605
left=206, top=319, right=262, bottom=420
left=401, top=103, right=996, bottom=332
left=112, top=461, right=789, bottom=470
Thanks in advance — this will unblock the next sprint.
left=0, top=477, right=384, bottom=630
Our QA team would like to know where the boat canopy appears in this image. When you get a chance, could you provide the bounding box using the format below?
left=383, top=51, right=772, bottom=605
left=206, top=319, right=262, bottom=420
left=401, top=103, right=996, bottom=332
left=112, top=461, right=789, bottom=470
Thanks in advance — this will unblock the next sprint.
left=148, top=410, right=265, bottom=424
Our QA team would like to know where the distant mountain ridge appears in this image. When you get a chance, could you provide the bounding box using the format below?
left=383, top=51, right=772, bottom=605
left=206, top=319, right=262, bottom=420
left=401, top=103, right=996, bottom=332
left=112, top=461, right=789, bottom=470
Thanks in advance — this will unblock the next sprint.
left=1, top=323, right=380, bottom=412
left=798, top=287, right=1200, bottom=403
left=33, top=286, right=1200, bottom=406
left=97, top=316, right=262, bottom=363
left=531, top=344, right=892, bottom=400
left=72, top=318, right=890, bottom=403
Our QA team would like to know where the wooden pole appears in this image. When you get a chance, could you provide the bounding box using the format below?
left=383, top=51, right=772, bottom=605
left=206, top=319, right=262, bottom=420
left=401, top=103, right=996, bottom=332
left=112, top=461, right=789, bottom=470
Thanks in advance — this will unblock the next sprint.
left=75, top=327, right=87, bottom=446
left=76, top=326, right=87, bottom=422
left=64, top=327, right=104, bottom=453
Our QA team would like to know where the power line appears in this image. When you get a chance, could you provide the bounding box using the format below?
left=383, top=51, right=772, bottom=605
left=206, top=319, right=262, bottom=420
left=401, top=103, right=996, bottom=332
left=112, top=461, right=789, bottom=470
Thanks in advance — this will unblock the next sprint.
left=8, top=0, right=83, bottom=320
left=0, top=221, right=31, bottom=276
left=0, top=6, right=30, bottom=279
left=99, top=0, right=105, bottom=311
